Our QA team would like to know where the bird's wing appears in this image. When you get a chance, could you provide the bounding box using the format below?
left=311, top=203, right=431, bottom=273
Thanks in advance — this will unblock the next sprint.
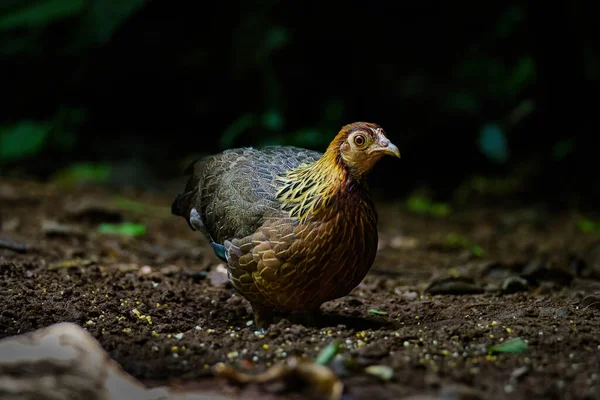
left=176, top=146, right=321, bottom=244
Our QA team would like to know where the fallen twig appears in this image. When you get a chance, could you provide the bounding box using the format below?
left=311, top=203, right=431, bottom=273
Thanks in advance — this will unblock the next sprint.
left=0, top=238, right=29, bottom=253
left=214, top=356, right=343, bottom=400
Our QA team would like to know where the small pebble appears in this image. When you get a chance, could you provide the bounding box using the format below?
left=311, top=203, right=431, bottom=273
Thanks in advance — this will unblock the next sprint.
left=140, top=265, right=152, bottom=275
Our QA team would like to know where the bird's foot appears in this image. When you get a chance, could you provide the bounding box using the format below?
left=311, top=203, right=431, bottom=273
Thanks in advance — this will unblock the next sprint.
left=251, top=304, right=274, bottom=330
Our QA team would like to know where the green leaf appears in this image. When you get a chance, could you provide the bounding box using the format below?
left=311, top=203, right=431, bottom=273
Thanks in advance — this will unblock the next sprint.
left=314, top=341, right=340, bottom=365
left=0, top=0, right=85, bottom=30
left=406, top=194, right=452, bottom=217
left=0, top=120, right=51, bottom=162
left=407, top=195, right=432, bottom=214
left=577, top=218, right=598, bottom=233
left=97, top=222, right=146, bottom=237
left=50, top=163, right=112, bottom=185
left=429, top=203, right=452, bottom=217
left=368, top=309, right=388, bottom=316
left=111, top=195, right=170, bottom=218
left=365, top=365, right=394, bottom=381
left=507, top=56, right=536, bottom=96
left=445, top=233, right=484, bottom=257
left=471, top=246, right=484, bottom=257
left=488, top=337, right=528, bottom=355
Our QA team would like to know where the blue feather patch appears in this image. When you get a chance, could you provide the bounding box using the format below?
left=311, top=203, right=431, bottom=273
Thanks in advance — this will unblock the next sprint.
left=211, top=242, right=227, bottom=262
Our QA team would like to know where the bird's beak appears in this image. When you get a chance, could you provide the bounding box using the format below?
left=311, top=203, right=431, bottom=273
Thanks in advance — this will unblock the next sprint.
left=370, top=140, right=401, bottom=158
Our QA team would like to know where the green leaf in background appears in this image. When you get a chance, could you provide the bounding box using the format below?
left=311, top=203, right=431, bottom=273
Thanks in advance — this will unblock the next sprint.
left=368, top=309, right=388, bottom=315
left=83, top=0, right=147, bottom=45
left=577, top=218, right=598, bottom=233
left=112, top=195, right=170, bottom=218
left=365, top=365, right=394, bottom=381
left=507, top=56, right=536, bottom=96
left=261, top=109, right=284, bottom=131
left=445, top=232, right=484, bottom=256
left=429, top=203, right=452, bottom=217
left=0, top=0, right=85, bottom=30
left=314, top=341, right=340, bottom=365
left=1, top=0, right=148, bottom=54
left=50, top=162, right=112, bottom=185
left=478, top=122, right=509, bottom=164
left=406, top=194, right=452, bottom=217
left=0, top=120, right=51, bottom=163
left=488, top=337, right=528, bottom=355
left=552, top=139, right=575, bottom=161
left=97, top=222, right=146, bottom=236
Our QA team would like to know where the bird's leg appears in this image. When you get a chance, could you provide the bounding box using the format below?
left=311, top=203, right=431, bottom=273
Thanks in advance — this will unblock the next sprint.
left=251, top=303, right=274, bottom=331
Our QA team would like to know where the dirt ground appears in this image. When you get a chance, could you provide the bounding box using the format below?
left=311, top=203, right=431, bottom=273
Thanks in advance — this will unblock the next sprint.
left=1, top=177, right=599, bottom=400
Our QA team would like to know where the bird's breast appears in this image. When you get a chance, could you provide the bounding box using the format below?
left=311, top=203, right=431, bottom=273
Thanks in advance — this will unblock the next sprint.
left=281, top=195, right=379, bottom=306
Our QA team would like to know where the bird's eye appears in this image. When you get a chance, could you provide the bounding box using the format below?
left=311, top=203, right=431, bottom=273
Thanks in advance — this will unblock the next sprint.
left=353, top=134, right=366, bottom=147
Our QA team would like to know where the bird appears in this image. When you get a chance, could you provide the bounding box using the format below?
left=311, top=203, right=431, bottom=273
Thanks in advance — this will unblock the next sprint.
left=171, top=122, right=400, bottom=329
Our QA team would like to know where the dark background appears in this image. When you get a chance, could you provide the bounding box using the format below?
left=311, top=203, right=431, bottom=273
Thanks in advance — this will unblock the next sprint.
left=1, top=0, right=598, bottom=208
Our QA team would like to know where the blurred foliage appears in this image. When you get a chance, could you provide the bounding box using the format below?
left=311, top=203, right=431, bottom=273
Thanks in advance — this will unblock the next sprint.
left=488, top=337, right=527, bottom=355
left=0, top=0, right=146, bottom=55
left=445, top=233, right=484, bottom=257
left=577, top=218, right=599, bottom=234
left=0, top=106, right=84, bottom=164
left=0, top=0, right=85, bottom=31
left=111, top=195, right=170, bottom=218
left=50, top=162, right=111, bottom=185
left=406, top=194, right=452, bottom=217
left=0, top=120, right=50, bottom=162
left=97, top=221, right=146, bottom=236
left=478, top=123, right=509, bottom=164
left=0, top=1, right=597, bottom=206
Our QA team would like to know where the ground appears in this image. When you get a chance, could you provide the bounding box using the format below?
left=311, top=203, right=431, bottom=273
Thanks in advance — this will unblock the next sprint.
left=1, top=178, right=599, bottom=400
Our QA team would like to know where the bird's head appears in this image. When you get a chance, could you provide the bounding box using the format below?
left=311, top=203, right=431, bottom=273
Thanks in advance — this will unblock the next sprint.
left=328, top=122, right=400, bottom=178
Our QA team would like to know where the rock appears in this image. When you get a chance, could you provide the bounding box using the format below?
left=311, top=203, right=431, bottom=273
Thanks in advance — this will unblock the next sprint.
left=425, top=277, right=484, bottom=296
left=520, top=259, right=574, bottom=287
left=438, top=383, right=483, bottom=400
left=0, top=322, right=151, bottom=400
left=208, top=264, right=230, bottom=287
left=0, top=322, right=234, bottom=400
left=501, top=276, right=529, bottom=294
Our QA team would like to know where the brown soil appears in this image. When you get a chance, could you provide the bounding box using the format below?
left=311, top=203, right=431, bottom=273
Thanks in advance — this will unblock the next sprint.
left=1, top=178, right=599, bottom=400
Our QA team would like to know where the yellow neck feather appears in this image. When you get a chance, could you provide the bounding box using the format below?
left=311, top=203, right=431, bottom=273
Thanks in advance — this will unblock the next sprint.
left=276, top=145, right=348, bottom=221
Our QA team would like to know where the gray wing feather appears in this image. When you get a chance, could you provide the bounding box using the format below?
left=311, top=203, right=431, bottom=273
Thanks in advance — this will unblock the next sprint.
left=178, top=146, right=321, bottom=244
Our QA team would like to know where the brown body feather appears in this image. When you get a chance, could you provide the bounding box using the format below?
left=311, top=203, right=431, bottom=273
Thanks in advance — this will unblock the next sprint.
left=174, top=122, right=399, bottom=327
